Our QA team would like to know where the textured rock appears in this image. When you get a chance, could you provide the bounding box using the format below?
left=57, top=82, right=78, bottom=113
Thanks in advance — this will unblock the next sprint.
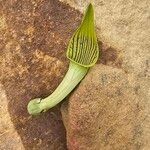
left=59, top=1, right=150, bottom=149
left=0, top=84, right=24, bottom=150
left=61, top=65, right=150, bottom=150
left=1, top=0, right=150, bottom=149
left=0, top=0, right=83, bottom=149
left=0, top=0, right=116, bottom=149
left=60, top=0, right=150, bottom=76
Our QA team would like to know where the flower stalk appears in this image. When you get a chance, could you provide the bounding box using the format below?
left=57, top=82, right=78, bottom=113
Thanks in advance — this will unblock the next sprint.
left=27, top=3, right=99, bottom=115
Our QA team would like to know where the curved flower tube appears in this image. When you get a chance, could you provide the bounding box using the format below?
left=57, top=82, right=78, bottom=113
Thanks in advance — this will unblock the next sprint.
left=27, top=3, right=99, bottom=115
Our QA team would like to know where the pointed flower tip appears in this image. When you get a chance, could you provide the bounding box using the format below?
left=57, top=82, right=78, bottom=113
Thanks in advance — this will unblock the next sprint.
left=87, top=3, right=94, bottom=12
left=88, top=2, right=93, bottom=7
left=82, top=2, right=94, bottom=24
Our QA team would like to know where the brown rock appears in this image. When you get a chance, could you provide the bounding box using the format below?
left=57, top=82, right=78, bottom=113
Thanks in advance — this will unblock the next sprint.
left=1, top=0, right=149, bottom=149
left=61, top=65, right=150, bottom=150
left=0, top=0, right=82, bottom=149
left=0, top=84, right=24, bottom=150
left=0, top=0, right=112, bottom=149
left=59, top=1, right=150, bottom=149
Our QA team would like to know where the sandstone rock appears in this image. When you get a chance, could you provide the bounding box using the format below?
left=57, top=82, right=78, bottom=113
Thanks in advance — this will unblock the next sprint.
left=0, top=0, right=83, bottom=149
left=59, top=1, right=150, bottom=149
left=1, top=0, right=149, bottom=149
left=60, top=0, right=150, bottom=76
left=0, top=84, right=24, bottom=150
left=61, top=65, right=150, bottom=150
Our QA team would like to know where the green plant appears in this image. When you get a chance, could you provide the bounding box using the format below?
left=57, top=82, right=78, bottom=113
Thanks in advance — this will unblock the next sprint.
left=27, top=3, right=99, bottom=115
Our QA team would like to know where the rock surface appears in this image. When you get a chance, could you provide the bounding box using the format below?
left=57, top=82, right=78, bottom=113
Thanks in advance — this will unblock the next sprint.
left=0, top=84, right=24, bottom=150
left=0, top=0, right=82, bottom=149
left=0, top=0, right=117, bottom=149
left=60, top=0, right=150, bottom=76
left=60, top=0, right=150, bottom=150
left=1, top=0, right=150, bottom=149
left=61, top=65, right=150, bottom=150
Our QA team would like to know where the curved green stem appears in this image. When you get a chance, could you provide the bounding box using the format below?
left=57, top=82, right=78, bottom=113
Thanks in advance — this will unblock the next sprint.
left=27, top=61, right=88, bottom=115
left=27, top=3, right=99, bottom=116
